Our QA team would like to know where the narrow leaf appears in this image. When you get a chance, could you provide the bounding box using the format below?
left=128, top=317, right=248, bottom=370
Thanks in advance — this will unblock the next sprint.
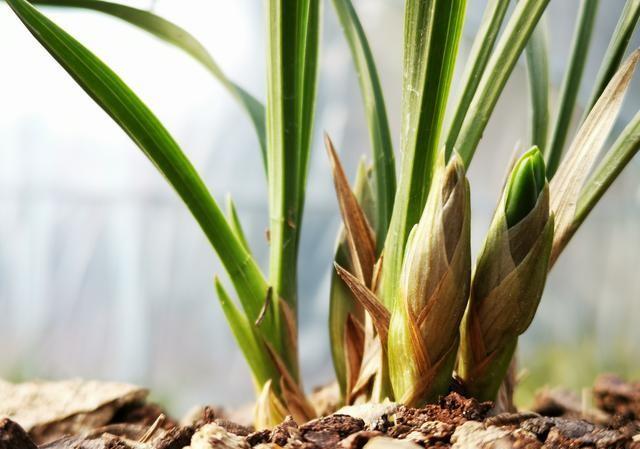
left=550, top=49, right=640, bottom=265
left=226, top=195, right=251, bottom=255
left=331, top=0, right=396, bottom=245
left=525, top=17, right=550, bottom=152
left=445, top=0, right=511, bottom=157
left=266, top=0, right=321, bottom=318
left=571, top=111, right=640, bottom=243
left=379, top=0, right=466, bottom=310
left=214, top=278, right=279, bottom=392
left=546, top=0, right=599, bottom=177
left=30, top=0, right=267, bottom=168
left=582, top=0, right=640, bottom=120
left=454, top=0, right=551, bottom=166
left=6, top=0, right=271, bottom=328
left=325, top=134, right=377, bottom=286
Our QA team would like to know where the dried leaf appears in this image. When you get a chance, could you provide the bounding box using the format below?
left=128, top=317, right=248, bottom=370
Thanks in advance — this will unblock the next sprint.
left=550, top=48, right=640, bottom=265
left=325, top=134, right=377, bottom=286
left=334, top=264, right=390, bottom=343
left=344, top=314, right=365, bottom=404
left=263, top=345, right=315, bottom=424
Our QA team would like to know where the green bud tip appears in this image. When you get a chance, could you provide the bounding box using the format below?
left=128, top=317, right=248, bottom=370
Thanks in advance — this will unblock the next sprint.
left=505, top=147, right=546, bottom=228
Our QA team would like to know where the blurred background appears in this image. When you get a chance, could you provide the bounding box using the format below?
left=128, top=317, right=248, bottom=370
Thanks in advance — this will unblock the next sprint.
left=0, top=0, right=638, bottom=414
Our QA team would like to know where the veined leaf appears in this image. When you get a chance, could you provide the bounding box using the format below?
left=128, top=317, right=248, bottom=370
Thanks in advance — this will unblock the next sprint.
left=331, top=0, right=396, bottom=246
left=546, top=0, right=599, bottom=177
left=379, top=0, right=466, bottom=310
left=571, top=111, right=640, bottom=242
left=214, top=279, right=279, bottom=393
left=5, top=0, right=272, bottom=333
left=445, top=0, right=511, bottom=158
left=550, top=49, right=640, bottom=266
left=454, top=0, right=551, bottom=166
left=266, top=0, right=321, bottom=377
left=582, top=0, right=640, bottom=120
left=525, top=17, right=550, bottom=152
left=30, top=0, right=267, bottom=169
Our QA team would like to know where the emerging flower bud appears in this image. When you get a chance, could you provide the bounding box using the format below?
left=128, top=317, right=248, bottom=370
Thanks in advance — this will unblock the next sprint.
left=458, top=147, right=554, bottom=401
left=387, top=153, right=471, bottom=406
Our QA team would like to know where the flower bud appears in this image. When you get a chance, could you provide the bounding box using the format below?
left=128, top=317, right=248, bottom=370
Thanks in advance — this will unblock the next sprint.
left=458, top=147, right=553, bottom=401
left=388, top=153, right=471, bottom=406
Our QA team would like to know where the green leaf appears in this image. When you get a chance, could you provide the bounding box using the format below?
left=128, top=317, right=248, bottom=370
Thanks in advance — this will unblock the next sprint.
left=445, top=0, right=511, bottom=158
left=30, top=0, right=267, bottom=170
left=266, top=0, right=321, bottom=377
left=572, top=110, right=640, bottom=242
left=582, top=0, right=640, bottom=120
left=331, top=0, right=396, bottom=247
left=525, top=18, right=550, bottom=152
left=226, top=195, right=252, bottom=255
left=214, top=278, right=280, bottom=393
left=545, top=0, right=599, bottom=178
left=5, top=0, right=271, bottom=329
left=453, top=0, right=551, bottom=166
left=379, top=0, right=466, bottom=311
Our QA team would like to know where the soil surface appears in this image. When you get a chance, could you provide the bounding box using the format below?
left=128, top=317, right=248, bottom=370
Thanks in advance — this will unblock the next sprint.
left=1, top=374, right=638, bottom=448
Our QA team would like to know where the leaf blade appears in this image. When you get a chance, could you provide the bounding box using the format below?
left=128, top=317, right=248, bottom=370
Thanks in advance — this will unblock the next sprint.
left=545, top=0, right=599, bottom=177
left=454, top=0, right=551, bottom=166
left=31, top=0, right=268, bottom=168
left=550, top=49, right=640, bottom=265
left=582, top=0, right=640, bottom=120
left=6, top=0, right=271, bottom=328
left=445, top=0, right=511, bottom=157
left=379, top=0, right=466, bottom=310
left=525, top=17, right=550, bottom=152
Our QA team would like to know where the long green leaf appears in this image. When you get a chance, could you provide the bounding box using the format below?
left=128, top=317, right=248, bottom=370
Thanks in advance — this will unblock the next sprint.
left=30, top=0, right=268, bottom=169
left=573, top=110, right=640, bottom=237
left=331, top=0, right=396, bottom=247
left=545, top=0, right=599, bottom=178
left=582, top=0, right=640, bottom=121
left=525, top=17, right=550, bottom=152
left=266, top=0, right=321, bottom=378
left=215, top=278, right=280, bottom=393
left=453, top=0, right=551, bottom=166
left=445, top=0, right=510, bottom=158
left=379, top=0, right=466, bottom=313
left=5, top=0, right=272, bottom=331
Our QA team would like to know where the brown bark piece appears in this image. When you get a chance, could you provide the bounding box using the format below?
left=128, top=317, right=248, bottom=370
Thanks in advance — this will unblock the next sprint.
left=0, top=379, right=147, bottom=445
left=0, top=418, right=38, bottom=449
left=338, top=431, right=384, bottom=449
left=186, top=422, right=249, bottom=449
left=594, top=374, right=640, bottom=420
